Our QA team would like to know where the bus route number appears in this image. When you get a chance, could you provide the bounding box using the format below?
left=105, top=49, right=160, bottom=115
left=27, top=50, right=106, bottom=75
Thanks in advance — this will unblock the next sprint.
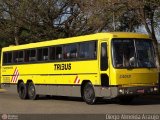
left=120, top=75, right=131, bottom=78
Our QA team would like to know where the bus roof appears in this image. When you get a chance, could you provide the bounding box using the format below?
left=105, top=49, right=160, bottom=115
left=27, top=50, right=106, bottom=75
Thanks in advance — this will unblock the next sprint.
left=2, top=32, right=150, bottom=51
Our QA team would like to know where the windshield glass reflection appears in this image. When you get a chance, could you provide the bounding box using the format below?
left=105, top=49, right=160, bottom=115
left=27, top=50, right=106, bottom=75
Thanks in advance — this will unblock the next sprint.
left=112, top=39, right=156, bottom=68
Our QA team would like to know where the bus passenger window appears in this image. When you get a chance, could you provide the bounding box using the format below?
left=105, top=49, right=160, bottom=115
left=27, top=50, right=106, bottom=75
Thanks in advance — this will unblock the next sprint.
left=43, top=48, right=48, bottom=61
left=79, top=41, right=97, bottom=59
left=24, top=50, right=29, bottom=62
left=18, top=51, right=24, bottom=63
left=49, top=47, right=56, bottom=60
left=37, top=48, right=49, bottom=61
left=8, top=52, right=12, bottom=63
left=63, top=44, right=77, bottom=59
left=37, top=48, right=43, bottom=61
left=3, top=52, right=12, bottom=64
left=79, top=42, right=89, bottom=58
left=56, top=46, right=62, bottom=60
left=29, top=49, right=36, bottom=62
left=13, top=51, right=19, bottom=63
left=3, top=53, right=7, bottom=64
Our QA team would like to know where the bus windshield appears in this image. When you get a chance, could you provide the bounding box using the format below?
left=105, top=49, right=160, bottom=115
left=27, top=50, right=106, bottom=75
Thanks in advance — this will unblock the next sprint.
left=112, top=39, right=156, bottom=68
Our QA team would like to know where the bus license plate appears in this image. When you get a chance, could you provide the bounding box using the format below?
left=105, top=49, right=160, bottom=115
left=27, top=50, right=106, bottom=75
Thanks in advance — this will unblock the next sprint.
left=137, top=89, right=145, bottom=93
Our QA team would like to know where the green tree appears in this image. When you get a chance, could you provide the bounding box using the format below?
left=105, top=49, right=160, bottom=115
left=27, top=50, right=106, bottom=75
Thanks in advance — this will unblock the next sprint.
left=0, top=0, right=89, bottom=45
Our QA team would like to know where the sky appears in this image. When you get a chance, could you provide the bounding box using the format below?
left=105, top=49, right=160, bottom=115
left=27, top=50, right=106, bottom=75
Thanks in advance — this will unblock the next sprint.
left=136, top=26, right=160, bottom=42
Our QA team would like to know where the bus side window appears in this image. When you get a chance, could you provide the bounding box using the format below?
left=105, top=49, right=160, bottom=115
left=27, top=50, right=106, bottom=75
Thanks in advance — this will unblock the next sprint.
left=17, top=51, right=24, bottom=63
left=8, top=52, right=12, bottom=63
left=3, top=52, right=12, bottom=64
left=49, top=47, right=56, bottom=60
left=63, top=43, right=78, bottom=59
left=79, top=41, right=97, bottom=59
left=13, top=51, right=19, bottom=63
left=3, top=53, right=7, bottom=64
left=37, top=48, right=49, bottom=61
left=79, top=42, right=89, bottom=59
left=56, top=46, right=62, bottom=60
left=29, top=49, right=36, bottom=62
left=43, top=48, right=49, bottom=61
left=101, top=43, right=108, bottom=71
left=13, top=51, right=24, bottom=63
left=37, top=48, right=43, bottom=61
left=24, top=50, right=30, bottom=62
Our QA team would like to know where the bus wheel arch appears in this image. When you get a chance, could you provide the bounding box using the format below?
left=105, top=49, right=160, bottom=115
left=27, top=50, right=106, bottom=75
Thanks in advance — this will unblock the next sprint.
left=27, top=80, right=38, bottom=100
left=81, top=80, right=96, bottom=105
left=26, top=80, right=33, bottom=85
left=17, top=80, right=28, bottom=100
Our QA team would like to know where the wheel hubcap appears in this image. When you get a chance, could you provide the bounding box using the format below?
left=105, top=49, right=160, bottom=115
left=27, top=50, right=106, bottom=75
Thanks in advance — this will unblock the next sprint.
left=85, top=86, right=94, bottom=101
left=29, top=85, right=35, bottom=97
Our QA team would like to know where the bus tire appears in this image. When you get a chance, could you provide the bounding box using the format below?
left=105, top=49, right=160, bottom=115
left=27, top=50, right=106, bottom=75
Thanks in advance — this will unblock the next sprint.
left=18, top=82, right=28, bottom=100
left=28, top=82, right=38, bottom=100
left=83, top=82, right=96, bottom=105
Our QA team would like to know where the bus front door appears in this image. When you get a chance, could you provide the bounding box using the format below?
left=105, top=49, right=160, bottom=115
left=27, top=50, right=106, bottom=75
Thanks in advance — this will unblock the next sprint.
left=100, top=42, right=109, bottom=87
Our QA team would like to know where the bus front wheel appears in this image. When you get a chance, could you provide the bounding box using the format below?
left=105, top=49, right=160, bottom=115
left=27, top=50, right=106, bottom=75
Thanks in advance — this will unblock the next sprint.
left=83, top=82, right=96, bottom=105
left=28, top=82, right=38, bottom=100
left=18, top=82, right=28, bottom=100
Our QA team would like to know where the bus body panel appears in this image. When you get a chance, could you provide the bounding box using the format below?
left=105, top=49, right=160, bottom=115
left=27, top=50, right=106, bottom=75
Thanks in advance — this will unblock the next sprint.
left=109, top=68, right=158, bottom=86
left=1, top=60, right=99, bottom=85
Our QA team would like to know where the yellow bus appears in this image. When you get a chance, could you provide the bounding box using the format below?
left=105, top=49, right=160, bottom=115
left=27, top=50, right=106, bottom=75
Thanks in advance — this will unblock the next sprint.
left=1, top=32, right=159, bottom=104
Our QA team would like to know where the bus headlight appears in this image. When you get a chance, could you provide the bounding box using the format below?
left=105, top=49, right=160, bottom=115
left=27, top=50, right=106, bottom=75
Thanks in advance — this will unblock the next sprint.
left=153, top=87, right=158, bottom=92
left=119, top=89, right=125, bottom=94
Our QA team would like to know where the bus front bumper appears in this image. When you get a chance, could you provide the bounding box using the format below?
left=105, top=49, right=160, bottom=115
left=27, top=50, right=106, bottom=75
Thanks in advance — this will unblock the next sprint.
left=95, top=85, right=159, bottom=98
left=118, top=86, right=159, bottom=96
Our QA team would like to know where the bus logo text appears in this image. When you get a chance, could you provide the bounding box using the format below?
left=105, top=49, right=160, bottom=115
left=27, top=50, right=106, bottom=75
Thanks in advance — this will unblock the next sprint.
left=54, top=63, right=71, bottom=70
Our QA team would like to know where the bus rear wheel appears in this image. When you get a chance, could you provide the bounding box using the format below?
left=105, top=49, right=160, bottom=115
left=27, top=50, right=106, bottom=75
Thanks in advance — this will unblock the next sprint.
left=18, top=82, right=28, bottom=100
left=28, top=82, right=38, bottom=100
left=83, top=82, right=96, bottom=105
